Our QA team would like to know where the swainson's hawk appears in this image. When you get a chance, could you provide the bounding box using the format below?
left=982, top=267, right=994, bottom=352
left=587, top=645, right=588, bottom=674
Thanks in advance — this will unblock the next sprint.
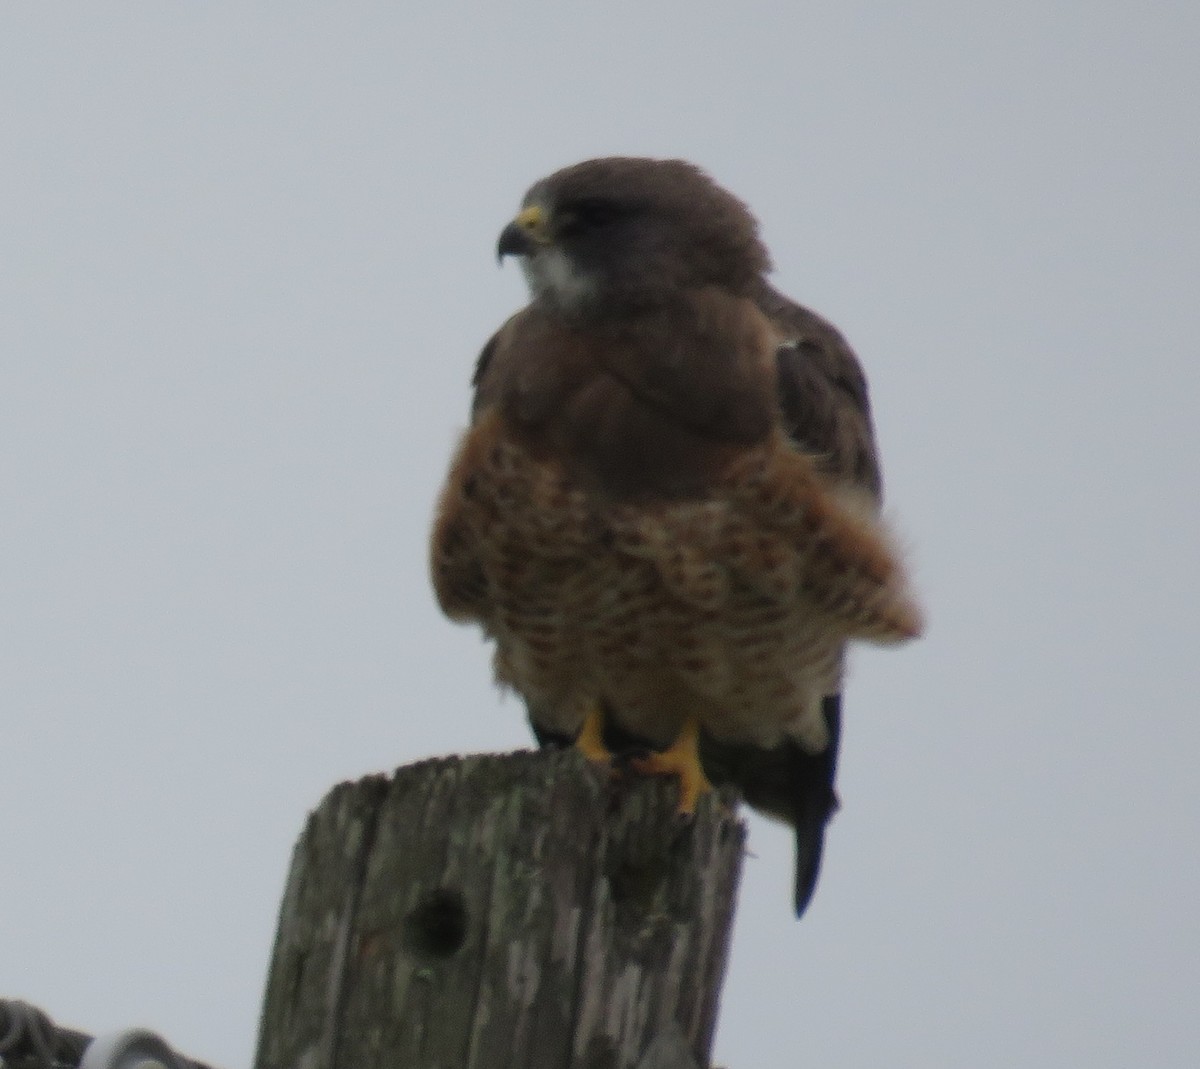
left=431, top=157, right=921, bottom=915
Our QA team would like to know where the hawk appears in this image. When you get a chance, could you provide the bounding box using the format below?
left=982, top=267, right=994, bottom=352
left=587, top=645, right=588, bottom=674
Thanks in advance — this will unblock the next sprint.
left=431, top=157, right=921, bottom=916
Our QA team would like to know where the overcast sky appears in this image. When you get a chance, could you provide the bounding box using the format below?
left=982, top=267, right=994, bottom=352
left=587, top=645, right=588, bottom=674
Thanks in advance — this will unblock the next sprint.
left=2, top=4, right=1197, bottom=1068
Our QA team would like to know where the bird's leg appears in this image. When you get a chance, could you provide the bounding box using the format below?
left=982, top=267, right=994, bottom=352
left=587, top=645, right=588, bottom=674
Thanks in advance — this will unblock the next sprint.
left=574, top=704, right=614, bottom=765
left=631, top=717, right=713, bottom=816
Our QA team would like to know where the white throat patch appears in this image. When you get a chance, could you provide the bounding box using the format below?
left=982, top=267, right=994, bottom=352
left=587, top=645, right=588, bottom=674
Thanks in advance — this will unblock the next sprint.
left=522, top=246, right=597, bottom=312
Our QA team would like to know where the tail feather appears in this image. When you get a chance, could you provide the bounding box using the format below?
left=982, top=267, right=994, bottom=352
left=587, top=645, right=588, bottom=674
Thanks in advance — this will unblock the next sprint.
left=529, top=696, right=843, bottom=918
left=788, top=697, right=841, bottom=916
left=699, top=696, right=841, bottom=918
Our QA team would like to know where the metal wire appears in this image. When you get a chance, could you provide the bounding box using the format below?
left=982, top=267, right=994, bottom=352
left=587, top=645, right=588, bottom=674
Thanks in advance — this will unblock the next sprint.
left=0, top=1001, right=77, bottom=1069
left=0, top=1003, right=215, bottom=1069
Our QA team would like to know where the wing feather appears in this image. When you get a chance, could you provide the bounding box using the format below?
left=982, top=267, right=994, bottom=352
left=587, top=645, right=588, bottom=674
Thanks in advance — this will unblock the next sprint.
left=694, top=283, right=888, bottom=915
left=758, top=282, right=882, bottom=499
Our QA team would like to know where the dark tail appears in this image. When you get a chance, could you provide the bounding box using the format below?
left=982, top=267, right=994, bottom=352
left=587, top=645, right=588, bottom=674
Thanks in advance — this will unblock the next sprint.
left=700, top=696, right=842, bottom=917
left=529, top=696, right=843, bottom=918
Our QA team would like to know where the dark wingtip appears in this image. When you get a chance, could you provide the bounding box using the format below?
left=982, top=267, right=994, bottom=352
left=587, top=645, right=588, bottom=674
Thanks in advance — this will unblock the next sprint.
left=792, top=822, right=828, bottom=918
left=534, top=696, right=845, bottom=920
left=791, top=696, right=843, bottom=919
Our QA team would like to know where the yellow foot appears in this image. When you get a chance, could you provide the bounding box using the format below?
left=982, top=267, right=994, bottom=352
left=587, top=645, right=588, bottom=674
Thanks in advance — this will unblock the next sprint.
left=574, top=705, right=614, bottom=766
left=631, top=718, right=713, bottom=816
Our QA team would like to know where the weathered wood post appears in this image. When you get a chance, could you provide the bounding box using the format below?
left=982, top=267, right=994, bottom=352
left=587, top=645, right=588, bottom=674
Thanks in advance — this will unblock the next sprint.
left=254, top=749, right=744, bottom=1069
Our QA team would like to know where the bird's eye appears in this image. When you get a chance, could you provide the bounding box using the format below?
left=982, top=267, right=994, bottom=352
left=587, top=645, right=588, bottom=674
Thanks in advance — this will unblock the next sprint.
left=560, top=198, right=625, bottom=234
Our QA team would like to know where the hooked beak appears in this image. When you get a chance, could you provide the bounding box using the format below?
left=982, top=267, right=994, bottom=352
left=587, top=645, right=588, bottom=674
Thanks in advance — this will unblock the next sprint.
left=496, top=204, right=550, bottom=262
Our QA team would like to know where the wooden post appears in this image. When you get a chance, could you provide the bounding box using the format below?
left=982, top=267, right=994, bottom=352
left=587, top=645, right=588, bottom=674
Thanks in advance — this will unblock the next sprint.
left=254, top=749, right=744, bottom=1069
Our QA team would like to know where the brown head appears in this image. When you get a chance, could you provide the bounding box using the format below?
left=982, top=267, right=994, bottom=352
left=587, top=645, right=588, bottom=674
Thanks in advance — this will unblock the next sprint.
left=497, top=157, right=771, bottom=317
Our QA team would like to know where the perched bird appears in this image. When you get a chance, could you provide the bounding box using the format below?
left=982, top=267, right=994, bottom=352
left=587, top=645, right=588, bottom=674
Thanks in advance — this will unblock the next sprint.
left=431, top=157, right=921, bottom=916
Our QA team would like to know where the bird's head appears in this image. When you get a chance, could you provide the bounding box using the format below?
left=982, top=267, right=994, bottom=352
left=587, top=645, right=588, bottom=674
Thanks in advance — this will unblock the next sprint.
left=497, top=157, right=771, bottom=317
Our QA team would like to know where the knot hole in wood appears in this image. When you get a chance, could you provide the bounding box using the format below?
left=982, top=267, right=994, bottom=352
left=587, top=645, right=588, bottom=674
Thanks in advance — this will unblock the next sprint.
left=400, top=886, right=468, bottom=960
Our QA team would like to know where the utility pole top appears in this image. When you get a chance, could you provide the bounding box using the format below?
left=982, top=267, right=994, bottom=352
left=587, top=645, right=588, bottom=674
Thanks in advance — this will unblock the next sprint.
left=254, top=749, right=744, bottom=1069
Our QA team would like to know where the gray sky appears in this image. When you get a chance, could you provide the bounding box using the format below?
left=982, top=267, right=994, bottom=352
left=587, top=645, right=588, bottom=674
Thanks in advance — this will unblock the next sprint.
left=2, top=4, right=1197, bottom=1067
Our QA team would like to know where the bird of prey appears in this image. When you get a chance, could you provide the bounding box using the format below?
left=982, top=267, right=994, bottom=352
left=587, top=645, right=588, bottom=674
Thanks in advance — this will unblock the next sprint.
left=430, top=157, right=921, bottom=916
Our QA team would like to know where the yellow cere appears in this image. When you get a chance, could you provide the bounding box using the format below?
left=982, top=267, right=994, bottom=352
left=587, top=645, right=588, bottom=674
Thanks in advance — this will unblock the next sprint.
left=516, top=204, right=548, bottom=237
